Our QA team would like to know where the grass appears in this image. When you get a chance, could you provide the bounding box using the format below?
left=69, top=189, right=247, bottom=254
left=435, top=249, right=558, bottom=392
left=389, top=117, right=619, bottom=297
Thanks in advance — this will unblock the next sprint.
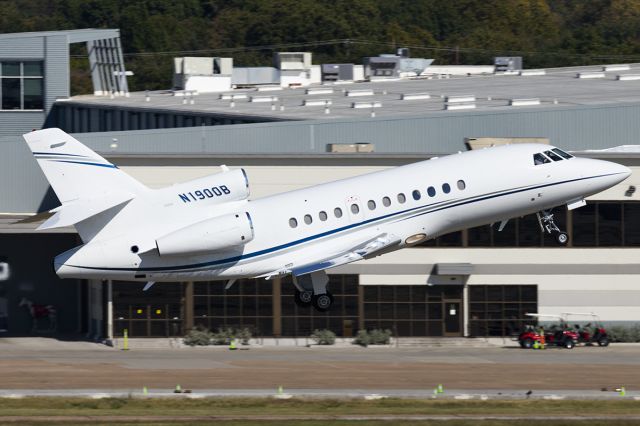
left=1, top=397, right=640, bottom=418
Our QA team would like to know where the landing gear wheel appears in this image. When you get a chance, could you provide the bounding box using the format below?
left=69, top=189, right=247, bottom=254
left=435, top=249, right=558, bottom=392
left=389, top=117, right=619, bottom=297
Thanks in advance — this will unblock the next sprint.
left=294, top=289, right=313, bottom=307
left=556, top=232, right=569, bottom=246
left=312, top=292, right=334, bottom=312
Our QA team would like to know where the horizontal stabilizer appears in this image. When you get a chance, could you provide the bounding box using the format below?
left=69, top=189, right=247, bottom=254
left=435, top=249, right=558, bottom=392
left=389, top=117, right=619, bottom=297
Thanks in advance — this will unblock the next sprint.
left=37, top=192, right=134, bottom=230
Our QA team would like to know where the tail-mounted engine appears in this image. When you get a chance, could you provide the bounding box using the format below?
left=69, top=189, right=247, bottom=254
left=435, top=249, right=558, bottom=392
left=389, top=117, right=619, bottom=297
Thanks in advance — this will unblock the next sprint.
left=156, top=212, right=254, bottom=256
left=172, top=168, right=250, bottom=206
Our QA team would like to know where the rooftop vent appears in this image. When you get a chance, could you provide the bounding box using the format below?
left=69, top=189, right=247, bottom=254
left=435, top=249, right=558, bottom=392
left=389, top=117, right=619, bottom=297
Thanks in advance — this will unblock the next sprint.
left=603, top=64, right=631, bottom=72
left=306, top=87, right=334, bottom=95
left=328, top=143, right=375, bottom=153
left=250, top=95, right=278, bottom=103
left=510, top=98, right=541, bottom=106
left=346, top=89, right=374, bottom=97
left=617, top=74, right=640, bottom=81
left=519, top=69, right=546, bottom=76
left=576, top=72, right=605, bottom=79
left=401, top=92, right=431, bottom=100
left=303, top=99, right=332, bottom=106
left=351, top=101, right=382, bottom=109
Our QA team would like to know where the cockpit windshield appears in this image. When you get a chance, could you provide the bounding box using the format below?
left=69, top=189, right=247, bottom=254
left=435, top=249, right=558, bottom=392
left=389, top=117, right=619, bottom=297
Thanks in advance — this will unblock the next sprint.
left=533, top=148, right=574, bottom=165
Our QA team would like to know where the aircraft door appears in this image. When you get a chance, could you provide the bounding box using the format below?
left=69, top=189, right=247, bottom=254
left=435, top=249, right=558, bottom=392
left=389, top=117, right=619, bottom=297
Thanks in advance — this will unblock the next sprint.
left=345, top=195, right=364, bottom=223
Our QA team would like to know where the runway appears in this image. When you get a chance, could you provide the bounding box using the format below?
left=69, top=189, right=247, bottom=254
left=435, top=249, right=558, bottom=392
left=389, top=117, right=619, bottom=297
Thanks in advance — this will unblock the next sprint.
left=0, top=338, right=638, bottom=397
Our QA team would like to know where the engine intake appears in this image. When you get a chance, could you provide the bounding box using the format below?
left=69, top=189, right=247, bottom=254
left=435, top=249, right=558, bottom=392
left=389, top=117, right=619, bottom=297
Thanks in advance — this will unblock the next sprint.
left=156, top=212, right=254, bottom=256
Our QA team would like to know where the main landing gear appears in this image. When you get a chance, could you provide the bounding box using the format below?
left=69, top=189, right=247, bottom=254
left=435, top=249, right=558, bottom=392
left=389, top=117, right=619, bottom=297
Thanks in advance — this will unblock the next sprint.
left=293, top=270, right=334, bottom=312
left=537, top=209, right=569, bottom=246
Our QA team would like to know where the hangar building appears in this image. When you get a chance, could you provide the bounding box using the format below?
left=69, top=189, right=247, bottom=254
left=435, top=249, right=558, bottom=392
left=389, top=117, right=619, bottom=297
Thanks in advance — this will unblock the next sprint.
left=1, top=29, right=640, bottom=340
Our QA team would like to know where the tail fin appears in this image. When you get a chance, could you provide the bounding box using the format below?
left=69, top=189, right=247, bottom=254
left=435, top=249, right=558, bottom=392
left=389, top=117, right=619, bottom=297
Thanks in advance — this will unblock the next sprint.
left=23, top=128, right=146, bottom=204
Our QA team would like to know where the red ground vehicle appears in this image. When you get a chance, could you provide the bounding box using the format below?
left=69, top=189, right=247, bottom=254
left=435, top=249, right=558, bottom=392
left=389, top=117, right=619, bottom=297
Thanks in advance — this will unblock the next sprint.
left=562, top=312, right=610, bottom=347
left=518, top=314, right=577, bottom=349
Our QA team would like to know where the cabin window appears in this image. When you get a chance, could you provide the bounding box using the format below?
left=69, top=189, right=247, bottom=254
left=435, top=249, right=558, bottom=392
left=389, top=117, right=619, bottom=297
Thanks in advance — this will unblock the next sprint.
left=412, top=190, right=421, bottom=200
left=397, top=193, right=406, bottom=203
left=304, top=214, right=313, bottom=225
left=367, top=200, right=376, bottom=210
left=552, top=148, right=573, bottom=159
left=382, top=196, right=391, bottom=207
left=334, top=207, right=343, bottom=218
left=351, top=203, right=360, bottom=214
left=427, top=186, right=436, bottom=197
left=442, top=183, right=451, bottom=194
left=533, top=153, right=551, bottom=165
left=289, top=218, right=298, bottom=228
left=457, top=180, right=466, bottom=190
left=544, top=150, right=563, bottom=162
left=319, top=211, right=328, bottom=221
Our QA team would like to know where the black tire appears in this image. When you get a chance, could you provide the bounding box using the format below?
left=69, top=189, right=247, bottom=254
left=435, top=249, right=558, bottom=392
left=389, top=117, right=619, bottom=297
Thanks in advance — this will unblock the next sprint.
left=522, top=338, right=534, bottom=349
left=598, top=337, right=609, bottom=347
left=312, top=292, right=334, bottom=312
left=294, top=289, right=313, bottom=307
left=564, top=339, right=575, bottom=349
left=556, top=232, right=569, bottom=245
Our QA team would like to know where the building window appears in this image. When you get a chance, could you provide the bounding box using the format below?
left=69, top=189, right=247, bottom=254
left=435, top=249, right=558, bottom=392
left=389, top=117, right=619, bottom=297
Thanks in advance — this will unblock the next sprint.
left=468, top=285, right=537, bottom=337
left=1, top=61, right=44, bottom=110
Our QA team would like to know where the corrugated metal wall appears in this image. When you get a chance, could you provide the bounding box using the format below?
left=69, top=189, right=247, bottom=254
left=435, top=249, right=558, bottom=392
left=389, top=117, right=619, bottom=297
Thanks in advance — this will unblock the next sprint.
left=44, top=35, right=69, bottom=112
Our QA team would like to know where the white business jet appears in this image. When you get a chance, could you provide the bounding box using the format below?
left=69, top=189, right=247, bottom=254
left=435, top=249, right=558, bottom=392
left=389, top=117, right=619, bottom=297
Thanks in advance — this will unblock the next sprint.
left=24, top=128, right=630, bottom=311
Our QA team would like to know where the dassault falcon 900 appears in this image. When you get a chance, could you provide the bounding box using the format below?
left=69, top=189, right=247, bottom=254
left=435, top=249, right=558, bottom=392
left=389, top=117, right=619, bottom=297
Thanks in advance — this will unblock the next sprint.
left=24, top=128, right=630, bottom=311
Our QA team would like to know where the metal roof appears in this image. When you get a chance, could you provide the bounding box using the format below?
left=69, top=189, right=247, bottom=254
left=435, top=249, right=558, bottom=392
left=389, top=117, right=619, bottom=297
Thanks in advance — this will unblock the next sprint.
left=0, top=29, right=120, bottom=43
left=64, top=63, right=640, bottom=121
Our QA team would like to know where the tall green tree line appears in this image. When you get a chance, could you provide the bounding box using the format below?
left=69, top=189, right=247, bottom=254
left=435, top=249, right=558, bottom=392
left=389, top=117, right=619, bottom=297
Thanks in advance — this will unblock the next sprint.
left=1, top=0, right=639, bottom=93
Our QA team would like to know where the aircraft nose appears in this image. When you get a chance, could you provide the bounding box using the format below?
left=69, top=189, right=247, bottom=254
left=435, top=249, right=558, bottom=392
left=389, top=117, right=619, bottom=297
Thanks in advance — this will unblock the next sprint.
left=605, top=160, right=632, bottom=183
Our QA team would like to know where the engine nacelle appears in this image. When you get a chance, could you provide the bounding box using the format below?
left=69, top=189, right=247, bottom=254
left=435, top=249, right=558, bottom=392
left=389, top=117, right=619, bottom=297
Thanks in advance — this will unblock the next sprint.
left=173, top=168, right=250, bottom=206
left=156, top=212, right=254, bottom=256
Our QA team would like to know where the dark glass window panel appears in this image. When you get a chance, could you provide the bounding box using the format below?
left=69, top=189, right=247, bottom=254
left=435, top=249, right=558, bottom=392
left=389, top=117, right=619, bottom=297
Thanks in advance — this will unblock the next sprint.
left=503, top=286, right=519, bottom=301
left=521, top=286, right=537, bottom=301
left=209, top=317, right=226, bottom=331
left=364, top=286, right=378, bottom=301
left=343, top=275, right=359, bottom=294
left=257, top=281, right=272, bottom=295
left=257, top=297, right=272, bottom=316
left=225, top=296, right=241, bottom=316
left=194, top=317, right=209, bottom=329
left=487, top=286, right=503, bottom=302
left=469, top=285, right=485, bottom=301
left=395, top=286, right=411, bottom=302
left=242, top=279, right=257, bottom=294
left=469, top=320, right=486, bottom=336
left=2, top=62, right=20, bottom=76
left=426, top=288, right=442, bottom=302
left=23, top=78, right=43, bottom=109
left=328, top=275, right=343, bottom=293
left=487, top=321, right=504, bottom=336
left=225, top=280, right=240, bottom=295
left=379, top=303, right=394, bottom=318
left=437, top=231, right=463, bottom=247
left=208, top=282, right=224, bottom=295
left=380, top=286, right=394, bottom=301
left=441, top=286, right=462, bottom=299
left=412, top=303, right=426, bottom=319
left=2, top=78, right=20, bottom=109
left=208, top=297, right=224, bottom=316
left=572, top=203, right=596, bottom=246
left=364, top=303, right=378, bottom=319
left=297, top=317, right=311, bottom=334
left=412, top=321, right=426, bottom=336
left=343, top=296, right=358, bottom=315
left=194, top=298, right=208, bottom=317
left=542, top=209, right=566, bottom=246
left=396, top=321, right=411, bottom=336
left=258, top=318, right=273, bottom=335
left=624, top=204, right=640, bottom=246
left=150, top=321, right=168, bottom=337
left=428, top=303, right=442, bottom=320
left=395, top=303, right=411, bottom=319
left=194, top=282, right=208, bottom=295
left=23, top=62, right=43, bottom=76
left=468, top=225, right=491, bottom=246
left=130, top=320, right=148, bottom=337
left=469, top=303, right=485, bottom=319
left=522, top=303, right=538, bottom=314
left=598, top=203, right=622, bottom=246
left=281, top=295, right=295, bottom=316
left=518, top=214, right=542, bottom=247
left=113, top=304, right=130, bottom=318
left=427, top=321, right=443, bottom=336
left=411, top=286, right=427, bottom=302
left=242, top=297, right=257, bottom=316
left=493, top=220, right=517, bottom=246
left=167, top=303, right=181, bottom=318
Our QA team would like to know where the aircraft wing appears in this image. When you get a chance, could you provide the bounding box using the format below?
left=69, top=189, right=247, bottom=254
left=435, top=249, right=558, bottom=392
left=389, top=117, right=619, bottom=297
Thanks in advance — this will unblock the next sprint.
left=36, top=192, right=134, bottom=230
left=261, top=233, right=401, bottom=279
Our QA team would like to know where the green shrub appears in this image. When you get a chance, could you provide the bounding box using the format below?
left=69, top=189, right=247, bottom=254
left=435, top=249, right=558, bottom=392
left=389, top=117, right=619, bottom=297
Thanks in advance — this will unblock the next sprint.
left=353, top=330, right=370, bottom=347
left=210, top=327, right=253, bottom=345
left=608, top=324, right=640, bottom=342
left=183, top=325, right=213, bottom=346
left=369, top=329, right=392, bottom=345
left=310, top=329, right=336, bottom=345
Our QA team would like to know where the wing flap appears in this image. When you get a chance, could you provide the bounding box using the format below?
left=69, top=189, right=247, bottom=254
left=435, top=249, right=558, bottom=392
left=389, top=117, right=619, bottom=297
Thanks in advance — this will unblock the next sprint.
left=261, top=233, right=401, bottom=279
